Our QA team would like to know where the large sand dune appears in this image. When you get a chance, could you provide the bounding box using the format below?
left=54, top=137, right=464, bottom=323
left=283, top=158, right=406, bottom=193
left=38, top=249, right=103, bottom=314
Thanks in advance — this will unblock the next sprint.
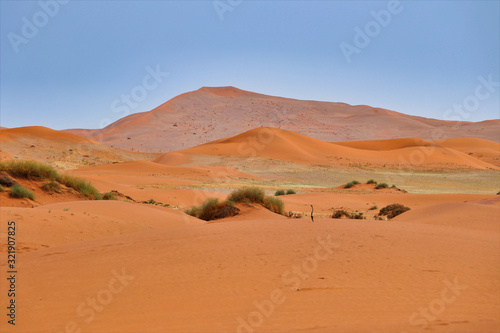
left=155, top=127, right=499, bottom=170
left=65, top=86, right=500, bottom=153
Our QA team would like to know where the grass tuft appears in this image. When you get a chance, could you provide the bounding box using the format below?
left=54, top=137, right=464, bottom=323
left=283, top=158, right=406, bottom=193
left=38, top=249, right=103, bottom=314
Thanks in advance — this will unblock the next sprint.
left=275, top=189, right=285, bottom=196
left=1, top=160, right=59, bottom=180
left=227, top=187, right=265, bottom=204
left=286, top=189, right=296, bottom=195
left=187, top=198, right=240, bottom=221
left=367, top=179, right=377, bottom=184
left=9, top=184, right=35, bottom=200
left=41, top=181, right=62, bottom=193
left=375, top=183, right=389, bottom=189
left=102, top=192, right=117, bottom=200
left=58, top=175, right=102, bottom=200
left=263, top=196, right=284, bottom=214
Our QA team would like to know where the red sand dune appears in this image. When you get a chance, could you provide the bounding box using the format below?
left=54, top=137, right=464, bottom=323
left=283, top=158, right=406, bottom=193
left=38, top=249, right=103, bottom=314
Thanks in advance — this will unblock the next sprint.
left=156, top=127, right=499, bottom=170
left=65, top=86, right=500, bottom=153
left=0, top=126, right=157, bottom=167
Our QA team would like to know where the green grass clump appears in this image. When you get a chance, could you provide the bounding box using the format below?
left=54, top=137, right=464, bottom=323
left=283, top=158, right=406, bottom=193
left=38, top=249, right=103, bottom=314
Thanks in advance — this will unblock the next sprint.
left=187, top=198, right=240, bottom=221
left=263, top=196, right=284, bottom=214
left=1, top=160, right=101, bottom=200
left=227, top=187, right=265, bottom=204
left=375, top=183, right=389, bottom=189
left=286, top=189, right=296, bottom=195
left=344, top=180, right=360, bottom=189
left=0, top=185, right=5, bottom=192
left=369, top=205, right=378, bottom=210
left=1, top=160, right=59, bottom=180
left=59, top=175, right=101, bottom=200
left=378, top=204, right=410, bottom=219
left=102, top=192, right=117, bottom=200
left=275, top=190, right=285, bottom=196
left=41, top=181, right=62, bottom=193
left=9, top=184, right=35, bottom=200
left=367, top=179, right=377, bottom=184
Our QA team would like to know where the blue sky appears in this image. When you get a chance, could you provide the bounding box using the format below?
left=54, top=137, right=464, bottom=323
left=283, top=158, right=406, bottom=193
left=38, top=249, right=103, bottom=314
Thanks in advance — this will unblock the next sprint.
left=1, top=0, right=499, bottom=130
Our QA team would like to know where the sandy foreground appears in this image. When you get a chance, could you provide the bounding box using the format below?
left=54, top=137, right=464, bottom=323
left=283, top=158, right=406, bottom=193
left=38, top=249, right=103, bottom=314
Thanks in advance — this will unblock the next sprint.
left=1, top=125, right=499, bottom=332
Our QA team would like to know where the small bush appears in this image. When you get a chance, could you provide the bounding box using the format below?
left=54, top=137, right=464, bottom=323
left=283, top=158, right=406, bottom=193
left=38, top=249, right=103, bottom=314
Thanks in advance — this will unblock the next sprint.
left=227, top=187, right=265, bottom=204
left=375, top=183, right=389, bottom=189
left=275, top=190, right=285, bottom=196
left=369, top=205, right=378, bottom=210
left=263, top=196, right=284, bottom=214
left=190, top=198, right=240, bottom=221
left=378, top=204, right=411, bottom=219
left=344, top=180, right=360, bottom=188
left=9, top=184, right=35, bottom=200
left=367, top=179, right=377, bottom=184
left=59, top=175, right=101, bottom=200
left=102, top=192, right=117, bottom=200
left=1, top=160, right=59, bottom=180
left=286, top=189, right=296, bottom=195
left=0, top=185, right=5, bottom=192
left=41, top=181, right=62, bottom=193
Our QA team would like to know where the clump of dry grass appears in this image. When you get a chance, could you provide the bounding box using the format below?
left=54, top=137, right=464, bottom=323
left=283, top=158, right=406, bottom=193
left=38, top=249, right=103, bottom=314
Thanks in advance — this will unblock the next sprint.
left=378, top=203, right=410, bottom=219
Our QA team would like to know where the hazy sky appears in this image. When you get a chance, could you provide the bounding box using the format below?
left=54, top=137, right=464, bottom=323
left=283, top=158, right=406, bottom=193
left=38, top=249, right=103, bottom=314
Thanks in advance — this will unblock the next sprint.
left=1, top=0, right=499, bottom=130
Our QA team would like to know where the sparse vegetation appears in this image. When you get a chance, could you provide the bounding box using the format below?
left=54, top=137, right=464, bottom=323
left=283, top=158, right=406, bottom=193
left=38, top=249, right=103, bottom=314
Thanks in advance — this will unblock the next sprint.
left=227, top=187, right=265, bottom=204
left=375, top=183, right=389, bottom=189
left=1, top=160, right=59, bottom=180
left=367, top=179, right=377, bottom=184
left=344, top=180, right=361, bottom=188
left=369, top=205, right=378, bottom=210
left=286, top=189, right=296, bottom=195
left=263, top=196, right=284, bottom=214
left=142, top=198, right=170, bottom=207
left=0, top=160, right=101, bottom=200
left=186, top=198, right=240, bottom=221
left=41, top=181, right=62, bottom=194
left=378, top=203, right=411, bottom=219
left=332, top=209, right=365, bottom=219
left=275, top=190, right=285, bottom=196
left=59, top=175, right=102, bottom=200
left=0, top=185, right=5, bottom=192
left=102, top=192, right=117, bottom=200
left=186, top=187, right=286, bottom=221
left=9, top=184, right=35, bottom=200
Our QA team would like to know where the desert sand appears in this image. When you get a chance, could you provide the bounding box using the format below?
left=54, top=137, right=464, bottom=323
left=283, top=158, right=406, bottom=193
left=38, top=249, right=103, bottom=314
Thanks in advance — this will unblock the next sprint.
left=1, top=89, right=499, bottom=333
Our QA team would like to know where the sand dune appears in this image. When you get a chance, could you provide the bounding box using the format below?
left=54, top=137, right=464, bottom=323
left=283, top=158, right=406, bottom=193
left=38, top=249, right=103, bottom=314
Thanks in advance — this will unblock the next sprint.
left=0, top=126, right=158, bottom=168
left=1, top=208, right=498, bottom=332
left=65, top=86, right=500, bottom=153
left=156, top=127, right=499, bottom=170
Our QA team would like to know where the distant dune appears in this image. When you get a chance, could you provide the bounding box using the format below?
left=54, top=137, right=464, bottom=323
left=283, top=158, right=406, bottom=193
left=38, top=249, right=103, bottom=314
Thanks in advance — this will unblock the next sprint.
left=155, top=127, right=499, bottom=170
left=0, top=126, right=158, bottom=168
left=64, top=86, right=500, bottom=153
